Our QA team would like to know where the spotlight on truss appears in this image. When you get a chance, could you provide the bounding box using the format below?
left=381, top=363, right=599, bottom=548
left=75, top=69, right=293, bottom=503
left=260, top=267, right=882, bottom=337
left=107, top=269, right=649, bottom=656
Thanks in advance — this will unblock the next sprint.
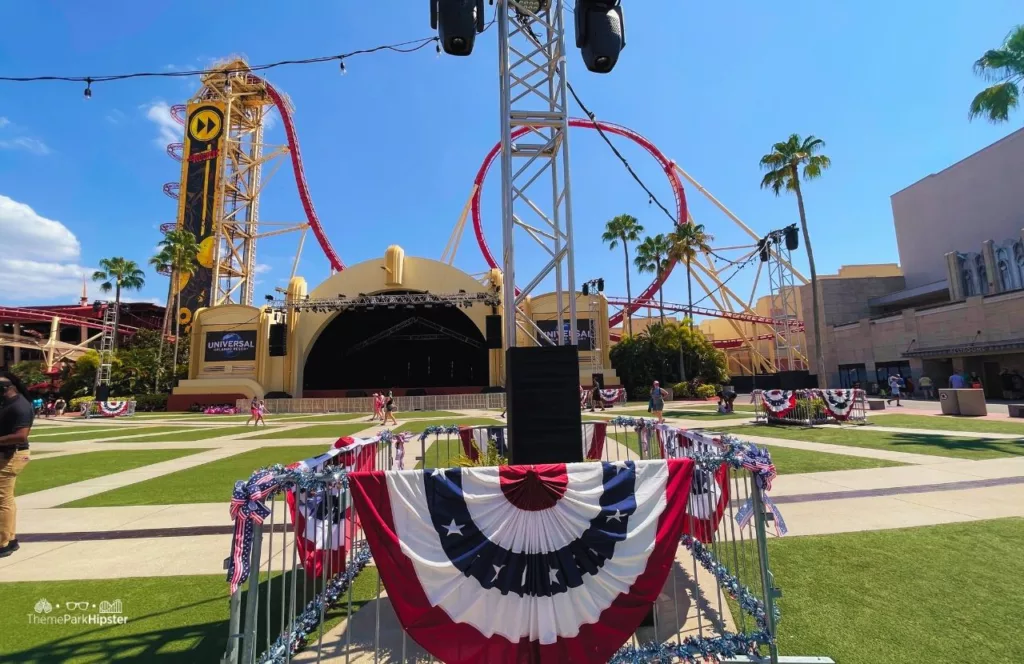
left=574, top=0, right=626, bottom=74
left=430, top=0, right=486, bottom=56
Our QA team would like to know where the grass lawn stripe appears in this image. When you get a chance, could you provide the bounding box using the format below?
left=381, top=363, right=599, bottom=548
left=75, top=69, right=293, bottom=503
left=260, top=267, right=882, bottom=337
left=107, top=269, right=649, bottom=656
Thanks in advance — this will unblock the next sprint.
left=109, top=425, right=289, bottom=443
left=17, top=449, right=206, bottom=495
left=25, top=426, right=209, bottom=444
left=717, top=424, right=1024, bottom=460
left=393, top=417, right=503, bottom=434
left=243, top=423, right=370, bottom=440
left=62, top=445, right=332, bottom=507
left=766, top=518, right=1024, bottom=663
left=606, top=432, right=904, bottom=474
left=610, top=408, right=754, bottom=421
left=0, top=568, right=379, bottom=663
left=868, top=413, right=1024, bottom=435
left=403, top=419, right=504, bottom=468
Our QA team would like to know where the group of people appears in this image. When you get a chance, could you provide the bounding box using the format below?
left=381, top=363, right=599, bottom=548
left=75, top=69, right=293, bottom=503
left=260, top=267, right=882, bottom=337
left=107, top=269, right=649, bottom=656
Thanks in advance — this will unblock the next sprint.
left=370, top=390, right=397, bottom=426
left=31, top=396, right=66, bottom=418
left=246, top=398, right=268, bottom=426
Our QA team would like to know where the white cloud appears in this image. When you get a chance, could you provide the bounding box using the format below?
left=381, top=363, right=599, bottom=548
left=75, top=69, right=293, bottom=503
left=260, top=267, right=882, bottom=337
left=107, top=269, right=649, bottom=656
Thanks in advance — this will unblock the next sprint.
left=254, top=263, right=272, bottom=274
left=0, top=195, right=88, bottom=302
left=144, top=101, right=181, bottom=148
left=106, top=109, right=126, bottom=125
left=0, top=194, right=80, bottom=261
left=121, top=296, right=162, bottom=305
left=0, top=136, right=50, bottom=155
left=0, top=117, right=9, bottom=128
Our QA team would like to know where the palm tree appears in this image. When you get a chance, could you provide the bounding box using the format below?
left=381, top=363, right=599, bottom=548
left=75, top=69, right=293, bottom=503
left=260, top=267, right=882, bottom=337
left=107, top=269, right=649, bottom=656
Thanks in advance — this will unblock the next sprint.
left=969, top=25, right=1024, bottom=123
left=601, top=214, right=644, bottom=336
left=633, top=234, right=673, bottom=323
left=668, top=223, right=714, bottom=330
left=759, top=134, right=831, bottom=386
left=148, top=246, right=175, bottom=391
left=92, top=257, right=146, bottom=351
left=156, top=229, right=200, bottom=385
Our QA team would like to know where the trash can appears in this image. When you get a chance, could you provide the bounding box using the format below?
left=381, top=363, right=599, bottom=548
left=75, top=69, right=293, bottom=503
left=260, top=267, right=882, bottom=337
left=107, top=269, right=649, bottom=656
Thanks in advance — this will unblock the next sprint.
left=955, top=389, right=988, bottom=416
left=938, top=389, right=960, bottom=415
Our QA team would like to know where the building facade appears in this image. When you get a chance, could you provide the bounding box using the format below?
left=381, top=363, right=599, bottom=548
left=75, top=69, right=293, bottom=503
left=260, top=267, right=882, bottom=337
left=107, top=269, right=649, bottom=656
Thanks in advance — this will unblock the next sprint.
left=808, top=127, right=1024, bottom=398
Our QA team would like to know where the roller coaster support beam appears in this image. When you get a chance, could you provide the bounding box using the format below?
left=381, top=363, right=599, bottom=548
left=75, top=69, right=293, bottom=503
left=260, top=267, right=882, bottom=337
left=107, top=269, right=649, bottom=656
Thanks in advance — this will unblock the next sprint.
left=673, top=164, right=809, bottom=285
left=498, top=0, right=577, bottom=350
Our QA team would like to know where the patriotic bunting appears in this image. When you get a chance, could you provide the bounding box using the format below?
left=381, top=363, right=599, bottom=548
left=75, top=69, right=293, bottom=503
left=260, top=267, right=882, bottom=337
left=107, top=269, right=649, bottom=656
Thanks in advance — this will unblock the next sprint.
left=348, top=459, right=696, bottom=664
left=760, top=390, right=796, bottom=416
left=582, top=422, right=607, bottom=460
left=97, top=401, right=131, bottom=417
left=817, top=389, right=856, bottom=421
left=227, top=470, right=279, bottom=593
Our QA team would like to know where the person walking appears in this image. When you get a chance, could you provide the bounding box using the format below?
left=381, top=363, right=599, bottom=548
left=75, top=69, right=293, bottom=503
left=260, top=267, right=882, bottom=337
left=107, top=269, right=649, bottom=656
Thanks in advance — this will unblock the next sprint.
left=0, top=371, right=34, bottom=559
left=649, top=380, right=669, bottom=423
left=383, top=390, right=397, bottom=427
left=246, top=396, right=261, bottom=426
left=918, top=375, right=933, bottom=399
left=255, top=399, right=268, bottom=427
left=887, top=373, right=904, bottom=407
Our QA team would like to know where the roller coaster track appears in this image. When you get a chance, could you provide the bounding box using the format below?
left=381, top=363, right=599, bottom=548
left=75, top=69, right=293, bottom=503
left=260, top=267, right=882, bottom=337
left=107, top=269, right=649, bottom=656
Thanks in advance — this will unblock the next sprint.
left=0, top=306, right=140, bottom=334
left=604, top=297, right=805, bottom=330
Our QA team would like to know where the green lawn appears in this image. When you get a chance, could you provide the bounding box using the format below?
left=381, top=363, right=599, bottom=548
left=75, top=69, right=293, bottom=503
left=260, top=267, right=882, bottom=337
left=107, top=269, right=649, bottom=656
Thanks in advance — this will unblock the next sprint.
left=606, top=431, right=904, bottom=474
left=869, top=413, right=1024, bottom=436
left=17, top=449, right=205, bottom=495
left=768, top=518, right=1024, bottom=663
left=111, top=425, right=282, bottom=443
left=244, top=423, right=370, bottom=440
left=62, top=445, right=331, bottom=507
left=389, top=410, right=461, bottom=419
left=0, top=567, right=380, bottom=664
left=401, top=419, right=504, bottom=468
left=274, top=413, right=365, bottom=423
left=718, top=424, right=1024, bottom=460
left=31, top=426, right=126, bottom=439
left=28, top=426, right=204, bottom=443
left=611, top=408, right=753, bottom=421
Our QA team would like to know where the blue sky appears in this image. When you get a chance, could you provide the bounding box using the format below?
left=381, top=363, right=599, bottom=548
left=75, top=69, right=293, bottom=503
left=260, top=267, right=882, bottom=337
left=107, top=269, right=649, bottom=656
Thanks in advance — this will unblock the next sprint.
left=0, top=1, right=1021, bottom=315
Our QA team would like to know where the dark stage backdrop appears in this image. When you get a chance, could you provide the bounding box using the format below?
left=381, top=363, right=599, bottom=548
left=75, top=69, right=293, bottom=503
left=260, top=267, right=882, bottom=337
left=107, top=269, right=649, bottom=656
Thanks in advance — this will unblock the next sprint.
left=303, top=305, right=489, bottom=391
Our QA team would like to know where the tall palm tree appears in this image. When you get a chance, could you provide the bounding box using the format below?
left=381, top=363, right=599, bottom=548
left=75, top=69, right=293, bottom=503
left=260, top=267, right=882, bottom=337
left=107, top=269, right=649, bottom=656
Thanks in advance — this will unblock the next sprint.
left=148, top=246, right=175, bottom=391
left=601, top=214, right=644, bottom=336
left=759, top=134, right=831, bottom=386
left=633, top=234, right=673, bottom=323
left=668, top=223, right=714, bottom=330
left=156, top=229, right=200, bottom=384
left=969, top=25, right=1024, bottom=123
left=91, top=257, right=146, bottom=351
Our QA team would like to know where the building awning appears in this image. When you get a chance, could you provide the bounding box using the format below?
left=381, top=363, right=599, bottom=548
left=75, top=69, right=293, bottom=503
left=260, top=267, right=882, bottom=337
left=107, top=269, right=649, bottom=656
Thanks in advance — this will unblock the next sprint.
left=868, top=280, right=949, bottom=308
left=903, top=338, right=1024, bottom=358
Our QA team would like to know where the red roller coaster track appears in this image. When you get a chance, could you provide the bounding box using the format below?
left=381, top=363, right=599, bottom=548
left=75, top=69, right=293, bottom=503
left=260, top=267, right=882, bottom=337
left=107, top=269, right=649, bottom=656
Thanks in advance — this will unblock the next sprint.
left=604, top=297, right=805, bottom=331
left=0, top=306, right=139, bottom=334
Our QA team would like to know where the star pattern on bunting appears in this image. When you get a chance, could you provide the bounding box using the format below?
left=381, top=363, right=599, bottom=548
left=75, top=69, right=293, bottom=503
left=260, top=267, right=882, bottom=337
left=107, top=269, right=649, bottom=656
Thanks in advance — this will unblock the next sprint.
left=492, top=564, right=504, bottom=582
left=548, top=566, right=560, bottom=586
left=606, top=509, right=624, bottom=523
left=611, top=460, right=628, bottom=474
left=444, top=519, right=464, bottom=537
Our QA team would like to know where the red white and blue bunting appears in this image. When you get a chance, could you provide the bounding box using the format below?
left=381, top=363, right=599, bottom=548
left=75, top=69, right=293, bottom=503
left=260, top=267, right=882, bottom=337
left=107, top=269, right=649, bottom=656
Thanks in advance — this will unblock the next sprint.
left=759, top=390, right=796, bottom=416
left=348, top=459, right=697, bottom=664
left=97, top=400, right=131, bottom=417
left=816, top=389, right=856, bottom=421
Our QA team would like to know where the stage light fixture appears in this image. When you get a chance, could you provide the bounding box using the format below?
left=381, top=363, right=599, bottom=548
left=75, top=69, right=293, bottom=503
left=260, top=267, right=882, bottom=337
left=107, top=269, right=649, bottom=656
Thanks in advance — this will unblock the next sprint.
left=264, top=294, right=274, bottom=303
left=574, top=0, right=626, bottom=74
left=431, top=0, right=486, bottom=56
left=517, top=0, right=547, bottom=13
left=83, top=78, right=93, bottom=99
left=784, top=224, right=800, bottom=251
left=582, top=283, right=590, bottom=296
left=597, top=278, right=605, bottom=292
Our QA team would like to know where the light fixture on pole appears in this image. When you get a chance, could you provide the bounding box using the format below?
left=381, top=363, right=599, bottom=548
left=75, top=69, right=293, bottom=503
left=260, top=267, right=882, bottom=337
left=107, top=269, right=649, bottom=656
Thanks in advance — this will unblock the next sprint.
left=574, top=0, right=626, bottom=73
left=430, top=0, right=486, bottom=56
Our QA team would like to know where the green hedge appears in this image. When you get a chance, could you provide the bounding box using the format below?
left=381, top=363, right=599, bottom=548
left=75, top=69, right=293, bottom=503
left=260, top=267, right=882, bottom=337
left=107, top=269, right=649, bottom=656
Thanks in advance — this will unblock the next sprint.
left=67, top=394, right=168, bottom=412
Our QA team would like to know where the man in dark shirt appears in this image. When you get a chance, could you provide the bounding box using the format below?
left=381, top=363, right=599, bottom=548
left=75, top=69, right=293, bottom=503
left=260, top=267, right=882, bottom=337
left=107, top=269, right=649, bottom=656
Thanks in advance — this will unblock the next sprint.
left=0, top=371, right=34, bottom=558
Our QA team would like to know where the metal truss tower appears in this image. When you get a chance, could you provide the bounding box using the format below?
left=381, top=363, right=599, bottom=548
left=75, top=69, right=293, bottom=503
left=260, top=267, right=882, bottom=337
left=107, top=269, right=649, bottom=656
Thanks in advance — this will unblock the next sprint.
left=498, top=0, right=578, bottom=349
left=765, top=237, right=805, bottom=371
left=193, top=61, right=291, bottom=306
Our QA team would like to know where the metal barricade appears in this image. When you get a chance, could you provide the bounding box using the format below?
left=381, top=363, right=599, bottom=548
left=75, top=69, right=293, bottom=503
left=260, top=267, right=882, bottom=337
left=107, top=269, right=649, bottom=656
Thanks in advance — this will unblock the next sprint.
left=751, top=389, right=867, bottom=426
left=245, top=393, right=507, bottom=416
left=223, top=423, right=829, bottom=664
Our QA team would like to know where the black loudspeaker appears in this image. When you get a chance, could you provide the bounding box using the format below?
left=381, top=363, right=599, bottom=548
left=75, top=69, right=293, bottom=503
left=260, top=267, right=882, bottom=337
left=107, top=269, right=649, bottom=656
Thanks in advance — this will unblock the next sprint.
left=485, top=315, right=503, bottom=349
left=269, top=323, right=287, bottom=357
left=432, top=0, right=485, bottom=56
left=506, top=346, right=583, bottom=465
left=96, top=384, right=110, bottom=402
left=784, top=225, right=800, bottom=251
left=592, top=373, right=605, bottom=389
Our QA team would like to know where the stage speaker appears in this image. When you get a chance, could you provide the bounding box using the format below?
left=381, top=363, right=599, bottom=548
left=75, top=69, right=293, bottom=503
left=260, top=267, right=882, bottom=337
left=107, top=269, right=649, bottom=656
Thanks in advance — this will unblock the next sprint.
left=592, top=373, right=605, bottom=389
left=269, top=323, right=287, bottom=357
left=486, top=315, right=503, bottom=349
left=506, top=346, right=583, bottom=465
left=95, top=384, right=110, bottom=402
left=784, top=225, right=800, bottom=251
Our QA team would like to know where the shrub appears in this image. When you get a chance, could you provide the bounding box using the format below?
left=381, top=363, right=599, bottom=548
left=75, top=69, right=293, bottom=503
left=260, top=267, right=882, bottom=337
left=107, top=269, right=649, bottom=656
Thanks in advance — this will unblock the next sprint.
left=69, top=396, right=93, bottom=411
left=671, top=382, right=693, bottom=398
left=695, top=384, right=718, bottom=399
left=134, top=394, right=168, bottom=412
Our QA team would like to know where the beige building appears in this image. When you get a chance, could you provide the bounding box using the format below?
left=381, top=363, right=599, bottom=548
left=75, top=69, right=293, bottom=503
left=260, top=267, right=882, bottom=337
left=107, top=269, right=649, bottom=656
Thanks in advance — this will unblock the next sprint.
left=803, top=127, right=1024, bottom=398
